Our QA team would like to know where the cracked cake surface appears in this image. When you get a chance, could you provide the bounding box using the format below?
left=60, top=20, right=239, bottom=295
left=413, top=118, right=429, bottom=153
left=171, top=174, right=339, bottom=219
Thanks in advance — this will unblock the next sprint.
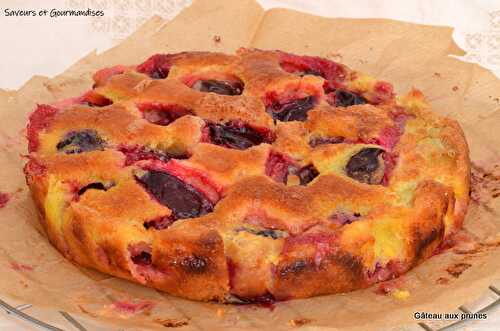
left=24, top=48, right=470, bottom=302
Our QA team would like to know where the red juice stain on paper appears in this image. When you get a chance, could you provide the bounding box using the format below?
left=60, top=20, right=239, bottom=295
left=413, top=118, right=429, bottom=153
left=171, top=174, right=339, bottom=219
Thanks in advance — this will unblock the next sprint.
left=10, top=262, right=34, bottom=271
left=110, top=299, right=155, bottom=315
left=470, top=163, right=500, bottom=205
left=0, top=192, right=11, bottom=208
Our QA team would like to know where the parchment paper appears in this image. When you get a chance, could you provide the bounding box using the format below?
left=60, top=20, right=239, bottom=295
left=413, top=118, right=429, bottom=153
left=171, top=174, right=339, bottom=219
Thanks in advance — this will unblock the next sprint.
left=0, top=0, right=499, bottom=330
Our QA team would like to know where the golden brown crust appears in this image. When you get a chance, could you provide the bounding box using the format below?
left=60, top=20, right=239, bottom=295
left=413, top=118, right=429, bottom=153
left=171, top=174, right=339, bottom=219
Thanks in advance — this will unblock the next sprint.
left=24, top=49, right=470, bottom=302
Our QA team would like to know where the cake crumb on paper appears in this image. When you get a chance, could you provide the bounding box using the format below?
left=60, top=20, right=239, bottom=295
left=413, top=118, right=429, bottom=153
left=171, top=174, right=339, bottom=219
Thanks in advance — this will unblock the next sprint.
left=213, top=35, right=221, bottom=43
left=154, top=318, right=189, bottom=328
left=373, top=276, right=410, bottom=300
left=446, top=262, right=472, bottom=278
left=452, top=85, right=459, bottom=91
left=289, top=318, right=312, bottom=327
left=216, top=308, right=225, bottom=318
left=391, top=289, right=410, bottom=300
left=436, top=277, right=450, bottom=285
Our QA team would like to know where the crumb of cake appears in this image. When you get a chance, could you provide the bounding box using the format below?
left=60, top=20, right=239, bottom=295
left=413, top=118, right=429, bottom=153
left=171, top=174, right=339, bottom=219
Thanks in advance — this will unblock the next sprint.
left=216, top=308, right=225, bottom=318
left=154, top=318, right=189, bottom=328
left=433, top=72, right=441, bottom=77
left=452, top=85, right=459, bottom=91
left=374, top=277, right=407, bottom=297
left=289, top=318, right=312, bottom=327
left=213, top=35, right=221, bottom=43
left=436, top=277, right=449, bottom=285
left=391, top=289, right=410, bottom=300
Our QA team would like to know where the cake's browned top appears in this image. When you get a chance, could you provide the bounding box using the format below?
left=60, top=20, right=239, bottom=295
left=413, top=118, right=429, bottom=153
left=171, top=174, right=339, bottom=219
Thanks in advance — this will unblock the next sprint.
left=24, top=49, right=470, bottom=302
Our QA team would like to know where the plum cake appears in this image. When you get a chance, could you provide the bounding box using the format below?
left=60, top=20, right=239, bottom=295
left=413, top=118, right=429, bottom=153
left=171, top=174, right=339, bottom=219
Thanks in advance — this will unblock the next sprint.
left=24, top=49, right=470, bottom=302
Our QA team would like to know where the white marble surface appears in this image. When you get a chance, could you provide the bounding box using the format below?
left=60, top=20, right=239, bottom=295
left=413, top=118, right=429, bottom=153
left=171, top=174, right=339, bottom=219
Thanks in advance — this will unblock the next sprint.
left=0, top=0, right=499, bottom=330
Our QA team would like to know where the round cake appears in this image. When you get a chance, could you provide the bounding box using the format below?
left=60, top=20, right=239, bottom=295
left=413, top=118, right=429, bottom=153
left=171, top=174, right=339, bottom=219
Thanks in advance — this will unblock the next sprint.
left=24, top=49, right=470, bottom=303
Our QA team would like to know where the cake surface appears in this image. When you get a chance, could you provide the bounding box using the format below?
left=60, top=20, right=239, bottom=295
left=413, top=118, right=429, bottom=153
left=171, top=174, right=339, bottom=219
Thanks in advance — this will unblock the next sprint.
left=24, top=49, right=470, bottom=302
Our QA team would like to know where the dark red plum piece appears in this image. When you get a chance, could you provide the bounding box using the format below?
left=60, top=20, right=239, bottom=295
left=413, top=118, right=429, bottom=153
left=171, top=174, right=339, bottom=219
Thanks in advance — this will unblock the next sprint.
left=279, top=52, right=346, bottom=90
left=236, top=227, right=287, bottom=240
left=77, top=182, right=109, bottom=196
left=143, top=215, right=175, bottom=230
left=265, top=151, right=296, bottom=184
left=136, top=54, right=173, bottom=79
left=207, top=122, right=272, bottom=150
left=225, top=292, right=276, bottom=308
left=136, top=170, right=213, bottom=220
left=309, top=136, right=345, bottom=147
left=138, top=104, right=193, bottom=126
left=296, top=164, right=319, bottom=185
left=128, top=243, right=153, bottom=266
left=150, top=68, right=168, bottom=79
left=330, top=89, right=367, bottom=107
left=119, top=145, right=188, bottom=166
left=266, top=96, right=316, bottom=122
left=299, top=69, right=322, bottom=77
left=346, top=148, right=385, bottom=184
left=254, top=229, right=284, bottom=239
left=279, top=260, right=308, bottom=277
left=56, top=129, right=106, bottom=154
left=329, top=211, right=362, bottom=225
left=181, top=256, right=208, bottom=273
left=81, top=92, right=113, bottom=107
left=192, top=79, right=243, bottom=96
left=131, top=251, right=152, bottom=266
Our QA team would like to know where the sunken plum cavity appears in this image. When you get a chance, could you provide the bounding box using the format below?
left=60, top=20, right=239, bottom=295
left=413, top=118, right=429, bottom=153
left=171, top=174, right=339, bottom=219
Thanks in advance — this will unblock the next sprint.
left=136, top=170, right=214, bottom=220
left=205, top=121, right=274, bottom=150
left=24, top=49, right=467, bottom=303
left=192, top=79, right=243, bottom=96
left=266, top=96, right=316, bottom=122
